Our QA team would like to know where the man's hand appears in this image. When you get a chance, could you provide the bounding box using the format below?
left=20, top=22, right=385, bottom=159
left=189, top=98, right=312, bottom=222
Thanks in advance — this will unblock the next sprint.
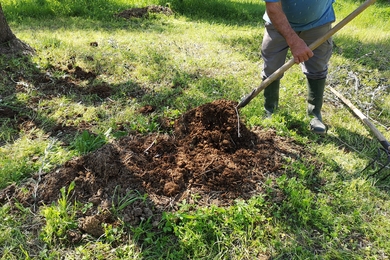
left=288, top=36, right=314, bottom=63
left=266, top=2, right=313, bottom=63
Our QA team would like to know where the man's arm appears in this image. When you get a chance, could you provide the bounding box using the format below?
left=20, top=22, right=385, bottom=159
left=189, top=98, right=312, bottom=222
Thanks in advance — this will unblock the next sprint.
left=265, top=2, right=313, bottom=63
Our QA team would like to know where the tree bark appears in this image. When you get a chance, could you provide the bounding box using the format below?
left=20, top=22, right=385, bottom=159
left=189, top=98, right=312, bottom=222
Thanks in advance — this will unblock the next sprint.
left=0, top=4, right=35, bottom=56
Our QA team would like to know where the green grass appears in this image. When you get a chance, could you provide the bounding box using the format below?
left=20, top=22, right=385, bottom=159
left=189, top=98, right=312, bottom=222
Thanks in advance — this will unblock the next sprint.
left=39, top=181, right=78, bottom=246
left=0, top=134, right=72, bottom=189
left=1, top=0, right=390, bottom=259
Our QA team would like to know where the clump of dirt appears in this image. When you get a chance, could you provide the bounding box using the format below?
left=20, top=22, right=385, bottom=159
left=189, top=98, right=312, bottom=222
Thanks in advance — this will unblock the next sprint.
left=79, top=210, right=115, bottom=237
left=139, top=105, right=155, bottom=114
left=0, top=106, right=18, bottom=118
left=116, top=5, right=174, bottom=19
left=0, top=99, right=308, bottom=238
left=72, top=65, right=96, bottom=80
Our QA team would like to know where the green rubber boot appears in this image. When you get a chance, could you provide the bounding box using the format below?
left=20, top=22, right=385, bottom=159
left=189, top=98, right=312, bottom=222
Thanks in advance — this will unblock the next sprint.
left=263, top=79, right=280, bottom=117
left=307, top=78, right=326, bottom=134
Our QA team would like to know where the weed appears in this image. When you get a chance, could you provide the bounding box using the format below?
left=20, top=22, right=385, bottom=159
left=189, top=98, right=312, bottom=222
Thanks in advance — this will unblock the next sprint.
left=0, top=135, right=70, bottom=189
left=40, top=181, right=78, bottom=246
left=102, top=222, right=125, bottom=245
left=0, top=204, right=33, bottom=259
left=111, top=186, right=147, bottom=216
left=70, top=130, right=108, bottom=155
left=162, top=196, right=271, bottom=258
left=0, top=118, right=19, bottom=143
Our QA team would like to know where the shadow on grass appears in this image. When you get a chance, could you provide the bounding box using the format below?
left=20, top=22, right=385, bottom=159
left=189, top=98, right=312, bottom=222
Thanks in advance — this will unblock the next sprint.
left=0, top=53, right=181, bottom=258
left=159, top=0, right=265, bottom=26
left=327, top=125, right=390, bottom=183
left=4, top=0, right=265, bottom=31
left=1, top=1, right=389, bottom=257
left=251, top=114, right=390, bottom=258
left=342, top=0, right=390, bottom=4
left=333, top=34, right=390, bottom=71
left=0, top=53, right=261, bottom=259
left=265, top=111, right=390, bottom=187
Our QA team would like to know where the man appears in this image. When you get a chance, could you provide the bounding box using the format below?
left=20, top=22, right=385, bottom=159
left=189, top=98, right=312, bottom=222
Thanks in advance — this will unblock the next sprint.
left=261, top=0, right=335, bottom=134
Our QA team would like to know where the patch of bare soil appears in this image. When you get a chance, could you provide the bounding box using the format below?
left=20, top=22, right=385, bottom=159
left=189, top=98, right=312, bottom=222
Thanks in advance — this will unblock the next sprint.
left=116, top=5, right=174, bottom=19
left=0, top=99, right=308, bottom=239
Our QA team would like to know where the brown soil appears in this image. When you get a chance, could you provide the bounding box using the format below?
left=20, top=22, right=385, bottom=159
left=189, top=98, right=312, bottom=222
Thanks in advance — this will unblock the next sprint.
left=0, top=99, right=308, bottom=239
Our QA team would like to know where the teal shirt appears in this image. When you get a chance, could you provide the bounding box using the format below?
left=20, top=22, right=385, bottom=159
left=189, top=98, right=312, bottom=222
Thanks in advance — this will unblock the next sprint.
left=263, top=0, right=336, bottom=31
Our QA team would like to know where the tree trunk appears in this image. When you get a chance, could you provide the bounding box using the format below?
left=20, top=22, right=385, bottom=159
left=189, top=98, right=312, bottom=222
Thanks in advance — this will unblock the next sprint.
left=0, top=4, right=35, bottom=56
left=0, top=4, right=16, bottom=42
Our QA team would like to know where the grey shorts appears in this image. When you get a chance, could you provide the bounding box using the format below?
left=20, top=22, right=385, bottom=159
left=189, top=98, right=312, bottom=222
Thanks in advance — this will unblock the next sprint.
left=261, top=22, right=333, bottom=80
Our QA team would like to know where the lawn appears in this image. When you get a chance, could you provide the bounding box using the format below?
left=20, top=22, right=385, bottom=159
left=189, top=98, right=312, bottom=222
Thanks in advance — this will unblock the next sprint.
left=0, top=0, right=389, bottom=259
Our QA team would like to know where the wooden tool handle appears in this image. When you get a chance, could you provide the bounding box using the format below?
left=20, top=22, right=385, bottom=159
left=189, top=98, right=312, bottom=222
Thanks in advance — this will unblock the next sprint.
left=329, top=86, right=390, bottom=152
